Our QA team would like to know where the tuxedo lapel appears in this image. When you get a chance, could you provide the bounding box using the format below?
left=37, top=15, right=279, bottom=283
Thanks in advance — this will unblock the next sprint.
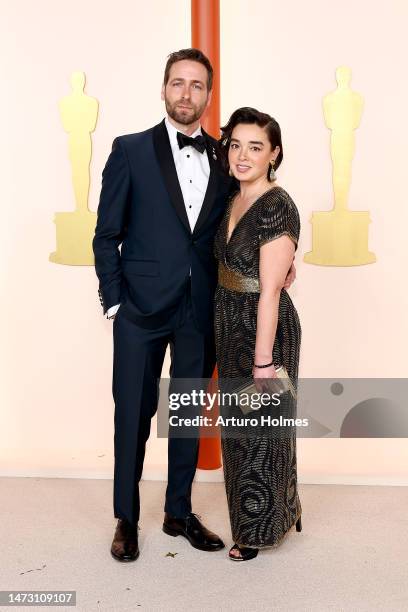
left=152, top=119, right=191, bottom=233
left=193, top=129, right=219, bottom=235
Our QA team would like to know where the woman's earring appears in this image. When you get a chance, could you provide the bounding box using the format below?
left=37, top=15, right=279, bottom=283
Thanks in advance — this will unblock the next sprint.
left=229, top=168, right=233, bottom=177
left=268, top=160, right=276, bottom=182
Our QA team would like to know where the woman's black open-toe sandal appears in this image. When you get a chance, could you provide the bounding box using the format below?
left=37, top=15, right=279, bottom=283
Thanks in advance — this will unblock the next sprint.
left=228, top=544, right=259, bottom=562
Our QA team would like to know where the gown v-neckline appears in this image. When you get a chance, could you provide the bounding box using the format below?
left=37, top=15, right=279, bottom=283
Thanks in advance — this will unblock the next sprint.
left=225, top=185, right=283, bottom=247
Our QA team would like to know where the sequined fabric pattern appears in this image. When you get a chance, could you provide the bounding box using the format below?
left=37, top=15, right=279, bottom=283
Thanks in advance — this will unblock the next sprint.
left=218, top=261, right=260, bottom=293
left=214, top=186, right=302, bottom=548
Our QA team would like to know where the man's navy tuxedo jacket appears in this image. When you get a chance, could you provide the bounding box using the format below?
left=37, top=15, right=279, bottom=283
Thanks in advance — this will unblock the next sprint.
left=92, top=119, right=233, bottom=332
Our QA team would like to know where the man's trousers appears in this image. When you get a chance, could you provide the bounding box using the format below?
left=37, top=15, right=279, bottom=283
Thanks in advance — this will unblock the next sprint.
left=112, top=282, right=216, bottom=525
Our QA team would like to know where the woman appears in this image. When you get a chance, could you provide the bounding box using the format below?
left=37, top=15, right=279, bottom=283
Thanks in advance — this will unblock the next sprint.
left=214, top=107, right=302, bottom=561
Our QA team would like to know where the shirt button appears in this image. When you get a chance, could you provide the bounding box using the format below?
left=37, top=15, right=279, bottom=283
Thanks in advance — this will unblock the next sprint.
left=187, top=154, right=190, bottom=158
left=189, top=205, right=192, bottom=209
left=189, top=179, right=192, bottom=183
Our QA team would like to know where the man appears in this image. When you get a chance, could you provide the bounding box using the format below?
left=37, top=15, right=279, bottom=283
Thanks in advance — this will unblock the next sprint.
left=93, top=48, right=296, bottom=562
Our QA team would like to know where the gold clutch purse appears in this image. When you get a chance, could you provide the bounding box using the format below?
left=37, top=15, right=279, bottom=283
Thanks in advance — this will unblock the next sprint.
left=234, top=365, right=297, bottom=415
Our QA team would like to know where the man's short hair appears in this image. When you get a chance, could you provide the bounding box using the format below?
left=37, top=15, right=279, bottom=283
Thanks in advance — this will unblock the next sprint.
left=163, top=48, right=213, bottom=91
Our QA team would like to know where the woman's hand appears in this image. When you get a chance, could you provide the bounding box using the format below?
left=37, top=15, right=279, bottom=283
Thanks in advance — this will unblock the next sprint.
left=252, top=363, right=278, bottom=393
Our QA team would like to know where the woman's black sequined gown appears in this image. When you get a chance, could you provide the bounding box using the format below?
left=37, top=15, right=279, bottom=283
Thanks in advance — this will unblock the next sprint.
left=214, top=186, right=302, bottom=548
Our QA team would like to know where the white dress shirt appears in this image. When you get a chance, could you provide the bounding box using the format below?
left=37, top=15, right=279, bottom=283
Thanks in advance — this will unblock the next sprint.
left=164, top=115, right=210, bottom=230
left=106, top=116, right=210, bottom=319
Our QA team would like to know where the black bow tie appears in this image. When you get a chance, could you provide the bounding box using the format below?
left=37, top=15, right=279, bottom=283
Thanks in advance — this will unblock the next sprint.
left=177, top=131, right=206, bottom=154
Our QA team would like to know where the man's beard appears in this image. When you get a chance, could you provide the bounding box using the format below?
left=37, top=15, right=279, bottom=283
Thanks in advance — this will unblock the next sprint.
left=165, top=97, right=207, bottom=126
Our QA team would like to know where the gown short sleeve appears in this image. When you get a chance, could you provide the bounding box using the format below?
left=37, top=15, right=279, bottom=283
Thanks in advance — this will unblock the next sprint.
left=258, top=190, right=300, bottom=252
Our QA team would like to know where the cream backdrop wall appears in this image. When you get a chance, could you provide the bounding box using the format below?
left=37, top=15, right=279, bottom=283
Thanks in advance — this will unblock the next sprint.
left=1, top=0, right=407, bottom=485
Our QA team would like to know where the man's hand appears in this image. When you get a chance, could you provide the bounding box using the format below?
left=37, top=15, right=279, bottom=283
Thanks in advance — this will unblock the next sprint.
left=283, top=260, right=296, bottom=289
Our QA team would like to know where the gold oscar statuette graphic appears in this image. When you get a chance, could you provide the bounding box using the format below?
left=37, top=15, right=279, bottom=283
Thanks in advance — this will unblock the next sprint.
left=49, top=71, right=99, bottom=265
left=304, top=66, right=376, bottom=266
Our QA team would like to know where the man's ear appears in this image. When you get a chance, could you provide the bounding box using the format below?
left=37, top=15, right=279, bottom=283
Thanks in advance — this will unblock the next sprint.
left=206, top=89, right=213, bottom=108
left=161, top=84, right=165, bottom=101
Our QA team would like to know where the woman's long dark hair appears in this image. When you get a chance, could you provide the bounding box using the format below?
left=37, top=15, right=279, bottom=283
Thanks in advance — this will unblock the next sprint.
left=218, top=107, right=283, bottom=178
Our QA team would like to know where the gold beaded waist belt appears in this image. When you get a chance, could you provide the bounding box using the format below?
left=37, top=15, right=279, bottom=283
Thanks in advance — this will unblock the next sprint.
left=218, top=262, right=260, bottom=293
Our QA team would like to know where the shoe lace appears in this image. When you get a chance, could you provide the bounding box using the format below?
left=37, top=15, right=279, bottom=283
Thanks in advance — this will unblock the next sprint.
left=186, top=512, right=202, bottom=523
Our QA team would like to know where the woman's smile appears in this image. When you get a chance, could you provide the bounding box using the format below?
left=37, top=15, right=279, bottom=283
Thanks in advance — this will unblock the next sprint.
left=236, top=164, right=251, bottom=173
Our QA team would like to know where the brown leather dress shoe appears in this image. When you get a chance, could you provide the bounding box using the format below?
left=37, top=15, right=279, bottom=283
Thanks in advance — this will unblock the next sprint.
left=110, top=519, right=140, bottom=562
left=163, top=512, right=225, bottom=551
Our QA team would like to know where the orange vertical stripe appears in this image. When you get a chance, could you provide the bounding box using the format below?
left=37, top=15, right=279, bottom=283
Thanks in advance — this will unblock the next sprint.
left=191, top=0, right=220, bottom=137
left=192, top=0, right=222, bottom=470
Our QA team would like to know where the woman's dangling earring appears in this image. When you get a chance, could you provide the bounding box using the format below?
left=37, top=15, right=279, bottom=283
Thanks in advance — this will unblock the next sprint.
left=268, top=160, right=276, bottom=182
left=229, top=167, right=233, bottom=177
